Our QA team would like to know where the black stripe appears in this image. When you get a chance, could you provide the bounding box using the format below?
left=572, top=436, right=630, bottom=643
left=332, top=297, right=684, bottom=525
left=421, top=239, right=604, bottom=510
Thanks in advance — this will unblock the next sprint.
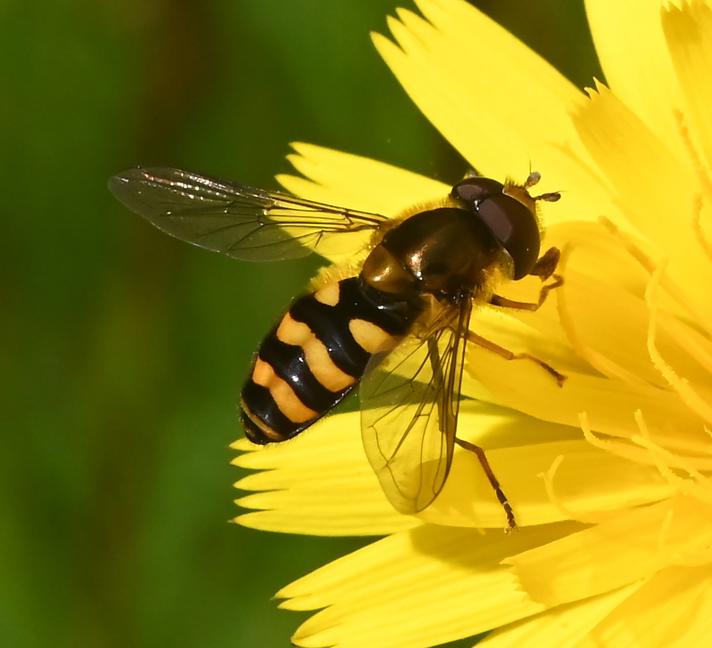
left=240, top=277, right=420, bottom=444
left=240, top=411, right=270, bottom=445
left=289, top=277, right=418, bottom=378
left=241, top=380, right=304, bottom=440
left=290, top=292, right=370, bottom=378
left=339, top=277, right=416, bottom=335
left=259, top=329, right=342, bottom=411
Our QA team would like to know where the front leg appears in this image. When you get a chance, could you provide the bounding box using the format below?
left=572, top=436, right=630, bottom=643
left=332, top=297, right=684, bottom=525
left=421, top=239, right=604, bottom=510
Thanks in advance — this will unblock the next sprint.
left=478, top=246, right=567, bottom=385
left=491, top=247, right=563, bottom=312
left=529, top=246, right=560, bottom=281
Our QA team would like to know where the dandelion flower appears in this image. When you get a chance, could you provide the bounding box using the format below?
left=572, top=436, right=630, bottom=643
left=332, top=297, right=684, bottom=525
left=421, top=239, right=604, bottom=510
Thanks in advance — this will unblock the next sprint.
left=233, top=0, right=712, bottom=645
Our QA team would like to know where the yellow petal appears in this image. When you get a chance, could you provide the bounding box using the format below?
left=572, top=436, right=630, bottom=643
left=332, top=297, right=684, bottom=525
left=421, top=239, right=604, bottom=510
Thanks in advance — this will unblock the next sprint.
left=545, top=221, right=649, bottom=298
left=420, top=435, right=674, bottom=529
left=505, top=495, right=712, bottom=607
left=234, top=503, right=415, bottom=537
left=544, top=218, right=698, bottom=321
left=663, top=1, right=712, bottom=177
left=645, top=265, right=712, bottom=424
left=233, top=412, right=418, bottom=536
left=471, top=305, right=593, bottom=379
left=234, top=402, right=674, bottom=532
left=559, top=266, right=686, bottom=388
left=464, top=348, right=712, bottom=456
left=480, top=584, right=640, bottom=648
left=275, top=143, right=448, bottom=264
left=585, top=0, right=688, bottom=161
left=585, top=565, right=712, bottom=647
left=548, top=221, right=712, bottom=390
left=485, top=220, right=651, bottom=350
left=279, top=142, right=448, bottom=215
left=572, top=83, right=712, bottom=322
left=280, top=523, right=579, bottom=648
left=654, top=307, right=712, bottom=394
left=372, top=0, right=619, bottom=226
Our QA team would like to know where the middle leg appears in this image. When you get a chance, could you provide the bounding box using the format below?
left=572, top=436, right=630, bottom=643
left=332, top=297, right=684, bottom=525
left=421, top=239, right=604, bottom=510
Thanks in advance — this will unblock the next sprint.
left=467, top=330, right=567, bottom=386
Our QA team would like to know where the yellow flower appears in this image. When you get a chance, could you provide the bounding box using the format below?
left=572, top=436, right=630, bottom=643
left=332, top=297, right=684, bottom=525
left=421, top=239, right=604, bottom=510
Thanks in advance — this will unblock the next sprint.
left=233, top=0, right=712, bottom=645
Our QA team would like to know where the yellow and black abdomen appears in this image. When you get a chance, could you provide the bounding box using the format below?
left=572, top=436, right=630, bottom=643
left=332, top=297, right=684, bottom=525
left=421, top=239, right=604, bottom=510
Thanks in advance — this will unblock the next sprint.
left=240, top=277, right=419, bottom=444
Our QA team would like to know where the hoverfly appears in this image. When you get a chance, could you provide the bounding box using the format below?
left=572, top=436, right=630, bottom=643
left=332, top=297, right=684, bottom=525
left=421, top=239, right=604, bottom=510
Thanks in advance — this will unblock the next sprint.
left=109, top=167, right=563, bottom=528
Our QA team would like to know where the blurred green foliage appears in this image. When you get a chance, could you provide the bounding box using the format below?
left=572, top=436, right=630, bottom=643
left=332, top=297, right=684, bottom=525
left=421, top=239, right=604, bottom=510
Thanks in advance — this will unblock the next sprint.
left=1, top=1, right=598, bottom=646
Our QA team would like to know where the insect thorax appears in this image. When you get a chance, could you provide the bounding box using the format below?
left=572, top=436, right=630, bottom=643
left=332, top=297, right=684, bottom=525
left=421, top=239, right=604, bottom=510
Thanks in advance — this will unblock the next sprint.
left=361, top=207, right=505, bottom=302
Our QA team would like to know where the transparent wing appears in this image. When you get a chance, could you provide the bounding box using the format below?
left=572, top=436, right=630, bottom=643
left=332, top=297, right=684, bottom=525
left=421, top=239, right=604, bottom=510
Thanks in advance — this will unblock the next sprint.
left=360, top=298, right=473, bottom=513
left=108, top=167, right=388, bottom=261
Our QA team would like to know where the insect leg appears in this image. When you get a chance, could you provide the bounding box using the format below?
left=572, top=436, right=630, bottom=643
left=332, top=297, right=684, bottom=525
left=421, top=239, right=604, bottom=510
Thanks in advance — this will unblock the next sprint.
left=489, top=275, right=563, bottom=312
left=530, top=246, right=560, bottom=281
left=454, top=437, right=516, bottom=531
left=490, top=247, right=563, bottom=311
left=466, top=331, right=566, bottom=386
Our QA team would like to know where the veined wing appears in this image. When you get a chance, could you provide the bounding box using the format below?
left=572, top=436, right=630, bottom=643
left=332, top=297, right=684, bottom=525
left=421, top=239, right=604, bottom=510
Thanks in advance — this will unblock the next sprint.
left=360, top=298, right=473, bottom=513
left=108, top=167, right=388, bottom=261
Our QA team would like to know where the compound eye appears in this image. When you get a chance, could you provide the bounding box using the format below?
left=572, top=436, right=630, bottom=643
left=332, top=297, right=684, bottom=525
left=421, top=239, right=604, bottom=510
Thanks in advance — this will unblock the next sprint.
left=477, top=194, right=541, bottom=279
left=451, top=177, right=504, bottom=206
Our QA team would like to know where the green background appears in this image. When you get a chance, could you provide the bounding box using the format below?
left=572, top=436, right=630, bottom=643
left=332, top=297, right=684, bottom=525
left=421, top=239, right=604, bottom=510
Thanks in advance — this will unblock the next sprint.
left=2, top=1, right=599, bottom=646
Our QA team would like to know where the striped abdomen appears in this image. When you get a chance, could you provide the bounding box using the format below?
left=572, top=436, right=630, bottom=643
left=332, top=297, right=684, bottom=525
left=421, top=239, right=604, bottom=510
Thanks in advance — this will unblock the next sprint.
left=240, top=276, right=419, bottom=444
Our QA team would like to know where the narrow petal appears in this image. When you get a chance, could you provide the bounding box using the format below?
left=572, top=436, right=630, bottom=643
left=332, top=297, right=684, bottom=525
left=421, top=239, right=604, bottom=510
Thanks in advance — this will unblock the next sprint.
left=464, top=348, right=712, bottom=456
left=548, top=221, right=712, bottom=388
left=585, top=566, right=712, bottom=647
left=558, top=266, right=692, bottom=388
left=505, top=495, right=712, bottom=607
left=585, top=0, right=688, bottom=161
left=654, top=308, right=712, bottom=394
left=373, top=0, right=620, bottom=226
left=420, top=436, right=674, bottom=529
left=280, top=523, right=580, bottom=648
left=477, top=220, right=650, bottom=364
left=233, top=412, right=417, bottom=536
left=234, top=493, right=418, bottom=537
left=480, top=584, right=640, bottom=648
left=663, top=1, right=712, bottom=177
left=275, top=143, right=449, bottom=264
left=235, top=405, right=674, bottom=532
left=471, top=304, right=593, bottom=379
left=545, top=221, right=646, bottom=293
left=645, top=267, right=712, bottom=424
left=572, top=83, right=712, bottom=322
left=278, top=142, right=448, bottom=215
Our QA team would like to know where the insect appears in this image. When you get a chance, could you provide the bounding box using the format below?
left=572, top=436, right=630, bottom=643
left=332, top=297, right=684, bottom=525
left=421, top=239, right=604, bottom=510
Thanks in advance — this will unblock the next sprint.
left=109, top=167, right=563, bottom=528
